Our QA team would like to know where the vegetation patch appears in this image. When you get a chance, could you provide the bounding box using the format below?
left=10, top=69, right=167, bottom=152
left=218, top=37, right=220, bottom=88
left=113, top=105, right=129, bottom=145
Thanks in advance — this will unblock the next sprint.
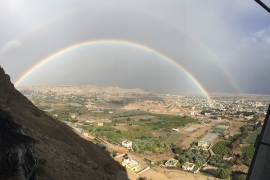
left=99, top=131, right=123, bottom=143
left=148, top=114, right=198, bottom=129
left=133, top=137, right=169, bottom=153
left=247, top=128, right=261, bottom=144
left=113, top=110, right=149, bottom=117
left=216, top=168, right=231, bottom=179
left=242, top=145, right=255, bottom=154
left=163, top=133, right=184, bottom=144
left=242, top=145, right=255, bottom=166
left=208, top=156, right=233, bottom=168
left=178, top=149, right=209, bottom=167
left=242, top=152, right=254, bottom=166
left=121, top=126, right=153, bottom=140
left=212, top=141, right=231, bottom=156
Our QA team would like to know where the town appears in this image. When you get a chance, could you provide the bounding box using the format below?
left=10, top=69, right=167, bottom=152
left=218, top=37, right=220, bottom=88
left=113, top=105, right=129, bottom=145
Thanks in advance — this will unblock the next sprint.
left=18, top=85, right=268, bottom=180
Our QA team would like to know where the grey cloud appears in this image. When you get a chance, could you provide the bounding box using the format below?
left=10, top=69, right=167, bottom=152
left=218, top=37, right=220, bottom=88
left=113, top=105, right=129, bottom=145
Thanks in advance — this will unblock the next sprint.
left=0, top=0, right=270, bottom=94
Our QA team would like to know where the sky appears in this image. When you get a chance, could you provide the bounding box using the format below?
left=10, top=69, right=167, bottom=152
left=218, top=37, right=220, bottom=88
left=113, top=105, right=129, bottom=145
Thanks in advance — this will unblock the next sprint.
left=0, top=0, right=270, bottom=95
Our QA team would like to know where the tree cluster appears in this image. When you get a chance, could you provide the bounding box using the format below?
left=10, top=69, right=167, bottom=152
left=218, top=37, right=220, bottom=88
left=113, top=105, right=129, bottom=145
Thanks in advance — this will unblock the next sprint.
left=178, top=149, right=208, bottom=167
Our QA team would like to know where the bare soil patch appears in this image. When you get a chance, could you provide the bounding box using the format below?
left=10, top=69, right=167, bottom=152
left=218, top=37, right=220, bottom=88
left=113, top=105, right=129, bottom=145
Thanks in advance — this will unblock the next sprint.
left=114, top=124, right=130, bottom=131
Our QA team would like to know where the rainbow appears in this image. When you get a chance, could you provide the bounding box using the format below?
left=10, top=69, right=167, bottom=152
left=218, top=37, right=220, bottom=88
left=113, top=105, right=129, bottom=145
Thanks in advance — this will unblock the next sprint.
left=0, top=4, right=241, bottom=94
left=14, top=39, right=214, bottom=106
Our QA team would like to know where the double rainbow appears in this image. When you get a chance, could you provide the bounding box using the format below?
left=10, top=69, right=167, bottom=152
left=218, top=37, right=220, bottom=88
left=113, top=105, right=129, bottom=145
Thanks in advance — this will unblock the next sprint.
left=14, top=39, right=214, bottom=106
left=1, top=5, right=241, bottom=94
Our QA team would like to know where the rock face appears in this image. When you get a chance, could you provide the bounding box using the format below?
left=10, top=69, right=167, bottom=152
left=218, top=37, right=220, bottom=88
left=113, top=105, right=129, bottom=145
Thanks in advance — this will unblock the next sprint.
left=0, top=66, right=127, bottom=180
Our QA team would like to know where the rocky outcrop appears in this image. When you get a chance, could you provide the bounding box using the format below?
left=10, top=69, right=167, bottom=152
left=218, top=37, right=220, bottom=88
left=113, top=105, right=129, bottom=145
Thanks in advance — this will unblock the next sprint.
left=0, top=66, right=127, bottom=180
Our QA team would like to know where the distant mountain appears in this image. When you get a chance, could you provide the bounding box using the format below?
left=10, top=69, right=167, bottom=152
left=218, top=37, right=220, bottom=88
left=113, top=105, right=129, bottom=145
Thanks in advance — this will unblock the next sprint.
left=0, top=66, right=127, bottom=180
left=17, top=85, right=148, bottom=95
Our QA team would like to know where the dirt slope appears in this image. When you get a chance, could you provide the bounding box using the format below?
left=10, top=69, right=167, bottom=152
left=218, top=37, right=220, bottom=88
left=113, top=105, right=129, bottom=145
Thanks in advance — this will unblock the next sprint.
left=0, top=66, right=128, bottom=180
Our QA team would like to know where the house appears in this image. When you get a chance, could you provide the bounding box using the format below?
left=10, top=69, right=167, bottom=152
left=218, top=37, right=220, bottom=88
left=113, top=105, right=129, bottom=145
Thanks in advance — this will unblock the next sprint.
left=122, top=140, right=133, bottom=149
left=70, top=113, right=76, bottom=119
left=182, top=162, right=195, bottom=171
left=245, top=116, right=254, bottom=121
left=97, top=122, right=103, bottom=126
left=122, top=154, right=140, bottom=172
left=165, top=158, right=178, bottom=168
left=223, top=155, right=232, bottom=161
left=198, top=141, right=210, bottom=149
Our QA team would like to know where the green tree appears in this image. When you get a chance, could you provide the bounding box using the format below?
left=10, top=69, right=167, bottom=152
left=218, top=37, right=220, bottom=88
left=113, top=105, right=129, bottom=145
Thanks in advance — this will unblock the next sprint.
left=110, top=150, right=117, bottom=157
left=234, top=174, right=247, bottom=180
left=216, top=168, right=231, bottom=179
left=176, top=162, right=181, bottom=168
left=173, top=147, right=183, bottom=154
left=240, top=126, right=247, bottom=133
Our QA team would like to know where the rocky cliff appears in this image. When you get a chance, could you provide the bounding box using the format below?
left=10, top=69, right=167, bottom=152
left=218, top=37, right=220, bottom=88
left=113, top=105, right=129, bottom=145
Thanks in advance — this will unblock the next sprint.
left=0, top=66, right=127, bottom=180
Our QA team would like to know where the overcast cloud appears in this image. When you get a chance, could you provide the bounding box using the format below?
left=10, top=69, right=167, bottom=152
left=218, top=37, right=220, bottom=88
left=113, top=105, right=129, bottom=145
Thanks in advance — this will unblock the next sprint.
left=0, top=0, right=269, bottom=95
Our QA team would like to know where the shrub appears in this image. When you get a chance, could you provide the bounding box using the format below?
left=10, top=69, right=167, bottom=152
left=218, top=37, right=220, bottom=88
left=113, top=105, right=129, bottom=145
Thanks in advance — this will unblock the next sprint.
left=216, top=168, right=231, bottom=179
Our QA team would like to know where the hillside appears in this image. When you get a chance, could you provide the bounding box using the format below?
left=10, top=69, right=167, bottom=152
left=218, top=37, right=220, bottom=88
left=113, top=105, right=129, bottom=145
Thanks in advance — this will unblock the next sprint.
left=0, top=66, right=128, bottom=180
left=17, top=85, right=148, bottom=95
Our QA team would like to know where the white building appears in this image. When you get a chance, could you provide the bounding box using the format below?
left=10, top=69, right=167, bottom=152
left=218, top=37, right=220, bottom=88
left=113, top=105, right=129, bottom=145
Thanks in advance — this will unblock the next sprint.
left=122, top=140, right=133, bottom=149
left=165, top=158, right=178, bottom=168
left=182, top=162, right=195, bottom=171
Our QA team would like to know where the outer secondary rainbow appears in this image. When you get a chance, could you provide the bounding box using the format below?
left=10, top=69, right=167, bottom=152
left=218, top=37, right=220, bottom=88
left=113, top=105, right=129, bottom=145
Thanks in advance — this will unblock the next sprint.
left=14, top=39, right=214, bottom=106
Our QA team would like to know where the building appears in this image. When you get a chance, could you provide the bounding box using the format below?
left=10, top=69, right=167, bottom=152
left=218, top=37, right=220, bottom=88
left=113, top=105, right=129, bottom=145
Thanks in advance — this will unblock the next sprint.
left=97, top=122, right=103, bottom=126
left=223, top=155, right=232, bottom=161
left=122, top=154, right=140, bottom=172
left=122, top=140, right=133, bottom=149
left=165, top=158, right=178, bottom=168
left=182, top=162, right=195, bottom=171
left=198, top=141, right=210, bottom=149
left=70, top=113, right=76, bottom=119
left=245, top=116, right=254, bottom=121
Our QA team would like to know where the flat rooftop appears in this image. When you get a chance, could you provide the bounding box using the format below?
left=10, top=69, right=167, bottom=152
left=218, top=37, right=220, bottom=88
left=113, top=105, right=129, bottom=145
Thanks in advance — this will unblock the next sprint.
left=185, top=127, right=197, bottom=132
left=165, top=158, right=178, bottom=166
left=200, top=133, right=219, bottom=142
left=215, top=125, right=229, bottom=129
left=123, top=158, right=140, bottom=168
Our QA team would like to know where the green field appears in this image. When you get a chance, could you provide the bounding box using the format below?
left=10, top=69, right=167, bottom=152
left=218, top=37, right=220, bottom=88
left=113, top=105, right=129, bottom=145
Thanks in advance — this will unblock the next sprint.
left=242, top=145, right=255, bottom=154
left=163, top=133, right=184, bottom=144
left=121, top=126, right=153, bottom=140
left=212, top=141, right=231, bottom=156
left=247, top=128, right=261, bottom=144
